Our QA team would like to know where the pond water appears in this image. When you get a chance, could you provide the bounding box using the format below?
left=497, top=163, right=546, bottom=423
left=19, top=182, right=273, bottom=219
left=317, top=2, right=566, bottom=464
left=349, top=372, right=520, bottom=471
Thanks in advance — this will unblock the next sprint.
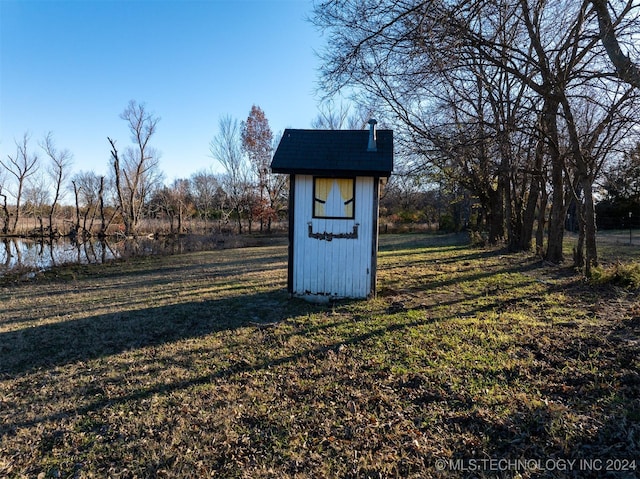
left=0, top=234, right=260, bottom=277
left=0, top=238, right=120, bottom=275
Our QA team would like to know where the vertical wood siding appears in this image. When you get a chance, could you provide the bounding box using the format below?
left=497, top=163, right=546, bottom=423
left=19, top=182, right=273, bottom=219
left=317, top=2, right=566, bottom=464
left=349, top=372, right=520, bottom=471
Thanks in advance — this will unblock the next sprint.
left=292, top=175, right=374, bottom=299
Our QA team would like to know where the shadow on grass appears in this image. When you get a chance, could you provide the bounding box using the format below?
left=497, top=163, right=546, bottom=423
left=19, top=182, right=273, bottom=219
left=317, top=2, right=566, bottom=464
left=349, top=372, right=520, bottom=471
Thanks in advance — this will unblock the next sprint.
left=0, top=288, right=314, bottom=380
left=0, top=247, right=289, bottom=328
left=2, top=311, right=438, bottom=435
left=380, top=251, right=550, bottom=299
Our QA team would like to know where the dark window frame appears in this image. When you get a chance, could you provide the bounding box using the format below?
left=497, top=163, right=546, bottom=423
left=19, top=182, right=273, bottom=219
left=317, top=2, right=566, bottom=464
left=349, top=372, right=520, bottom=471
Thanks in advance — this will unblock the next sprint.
left=312, top=176, right=356, bottom=220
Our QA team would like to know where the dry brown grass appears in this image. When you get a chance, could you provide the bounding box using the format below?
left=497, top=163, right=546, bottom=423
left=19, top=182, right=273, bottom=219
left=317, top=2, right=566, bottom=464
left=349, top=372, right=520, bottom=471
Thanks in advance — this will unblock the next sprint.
left=0, top=234, right=638, bottom=478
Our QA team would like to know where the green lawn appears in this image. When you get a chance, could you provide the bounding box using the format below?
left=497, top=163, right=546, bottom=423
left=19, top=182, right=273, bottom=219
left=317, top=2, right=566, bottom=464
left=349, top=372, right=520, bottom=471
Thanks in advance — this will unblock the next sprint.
left=0, top=234, right=638, bottom=478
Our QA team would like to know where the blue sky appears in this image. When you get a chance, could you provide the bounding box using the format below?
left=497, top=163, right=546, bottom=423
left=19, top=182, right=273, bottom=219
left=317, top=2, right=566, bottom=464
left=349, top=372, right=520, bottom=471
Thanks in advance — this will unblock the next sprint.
left=0, top=0, right=324, bottom=182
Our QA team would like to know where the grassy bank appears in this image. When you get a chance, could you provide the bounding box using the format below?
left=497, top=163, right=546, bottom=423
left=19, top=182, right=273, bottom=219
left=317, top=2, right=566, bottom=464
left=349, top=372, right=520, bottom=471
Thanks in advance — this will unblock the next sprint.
left=1, top=234, right=638, bottom=478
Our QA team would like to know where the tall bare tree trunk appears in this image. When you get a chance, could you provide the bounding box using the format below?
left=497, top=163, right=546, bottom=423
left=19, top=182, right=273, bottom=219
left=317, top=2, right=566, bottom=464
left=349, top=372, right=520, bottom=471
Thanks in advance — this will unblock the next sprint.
left=582, top=176, right=598, bottom=275
left=544, top=97, right=565, bottom=263
left=520, top=132, right=545, bottom=251
left=0, top=191, right=9, bottom=235
left=98, top=176, right=107, bottom=238
left=108, top=138, right=131, bottom=236
left=72, top=180, right=81, bottom=237
left=41, top=132, right=72, bottom=238
left=536, top=189, right=548, bottom=256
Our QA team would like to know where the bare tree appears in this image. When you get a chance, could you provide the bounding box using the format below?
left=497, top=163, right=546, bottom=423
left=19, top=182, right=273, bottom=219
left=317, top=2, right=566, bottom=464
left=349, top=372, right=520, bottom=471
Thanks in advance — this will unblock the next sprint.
left=312, top=0, right=640, bottom=270
left=312, top=100, right=376, bottom=130
left=210, top=115, right=251, bottom=234
left=191, top=168, right=224, bottom=233
left=171, top=178, right=192, bottom=233
left=602, top=142, right=640, bottom=203
left=312, top=100, right=352, bottom=130
left=151, top=186, right=176, bottom=233
left=591, top=0, right=640, bottom=88
left=150, top=179, right=194, bottom=234
left=97, top=175, right=118, bottom=238
left=71, top=171, right=103, bottom=237
left=23, top=174, right=50, bottom=233
left=109, top=100, right=162, bottom=236
left=0, top=168, right=10, bottom=234
left=561, top=85, right=639, bottom=273
left=40, top=132, right=73, bottom=236
left=0, top=133, right=39, bottom=234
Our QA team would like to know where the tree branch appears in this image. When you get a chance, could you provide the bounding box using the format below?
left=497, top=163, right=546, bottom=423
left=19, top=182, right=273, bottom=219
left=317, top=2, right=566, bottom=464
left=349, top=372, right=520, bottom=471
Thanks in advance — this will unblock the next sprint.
left=591, top=0, right=640, bottom=88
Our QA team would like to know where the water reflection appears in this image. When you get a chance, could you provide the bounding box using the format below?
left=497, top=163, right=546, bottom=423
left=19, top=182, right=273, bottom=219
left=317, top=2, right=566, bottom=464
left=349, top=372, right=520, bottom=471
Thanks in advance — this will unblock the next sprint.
left=0, top=234, right=250, bottom=277
left=0, top=237, right=118, bottom=274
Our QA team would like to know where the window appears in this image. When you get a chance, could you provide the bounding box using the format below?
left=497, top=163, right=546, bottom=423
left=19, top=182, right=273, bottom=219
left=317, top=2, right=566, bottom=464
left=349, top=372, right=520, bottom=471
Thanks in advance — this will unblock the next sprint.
left=313, top=177, right=355, bottom=219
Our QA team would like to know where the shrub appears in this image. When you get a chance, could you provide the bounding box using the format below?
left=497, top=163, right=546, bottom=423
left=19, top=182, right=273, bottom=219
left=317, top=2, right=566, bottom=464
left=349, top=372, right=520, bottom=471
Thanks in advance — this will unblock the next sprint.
left=590, top=261, right=640, bottom=289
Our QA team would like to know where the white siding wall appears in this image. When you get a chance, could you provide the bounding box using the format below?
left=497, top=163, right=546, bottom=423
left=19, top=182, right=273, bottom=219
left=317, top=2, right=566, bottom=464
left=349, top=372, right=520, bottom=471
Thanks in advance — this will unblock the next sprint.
left=292, top=175, right=374, bottom=299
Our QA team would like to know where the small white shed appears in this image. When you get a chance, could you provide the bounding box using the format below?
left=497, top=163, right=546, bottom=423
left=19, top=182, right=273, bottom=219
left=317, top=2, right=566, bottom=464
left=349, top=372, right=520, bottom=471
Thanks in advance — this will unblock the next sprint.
left=271, top=120, right=393, bottom=301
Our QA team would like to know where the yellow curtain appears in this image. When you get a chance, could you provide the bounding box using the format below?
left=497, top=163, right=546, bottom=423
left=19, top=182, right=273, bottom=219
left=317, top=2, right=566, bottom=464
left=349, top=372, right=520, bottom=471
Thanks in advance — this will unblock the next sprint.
left=337, top=178, right=354, bottom=217
left=314, top=178, right=331, bottom=217
left=314, top=178, right=354, bottom=217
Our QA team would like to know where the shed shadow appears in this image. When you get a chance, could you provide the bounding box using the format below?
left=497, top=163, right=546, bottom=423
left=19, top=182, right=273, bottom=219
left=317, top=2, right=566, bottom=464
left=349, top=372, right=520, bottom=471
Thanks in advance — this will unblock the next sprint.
left=0, top=289, right=320, bottom=379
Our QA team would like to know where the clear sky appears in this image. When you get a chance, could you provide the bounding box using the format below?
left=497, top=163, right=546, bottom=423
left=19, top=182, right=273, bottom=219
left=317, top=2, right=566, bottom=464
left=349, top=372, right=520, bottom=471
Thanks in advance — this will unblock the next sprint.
left=0, top=0, right=325, bottom=183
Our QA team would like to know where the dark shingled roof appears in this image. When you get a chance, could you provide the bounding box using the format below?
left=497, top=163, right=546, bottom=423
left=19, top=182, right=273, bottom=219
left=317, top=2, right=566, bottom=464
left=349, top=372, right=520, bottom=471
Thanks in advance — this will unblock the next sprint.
left=270, top=128, right=393, bottom=177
